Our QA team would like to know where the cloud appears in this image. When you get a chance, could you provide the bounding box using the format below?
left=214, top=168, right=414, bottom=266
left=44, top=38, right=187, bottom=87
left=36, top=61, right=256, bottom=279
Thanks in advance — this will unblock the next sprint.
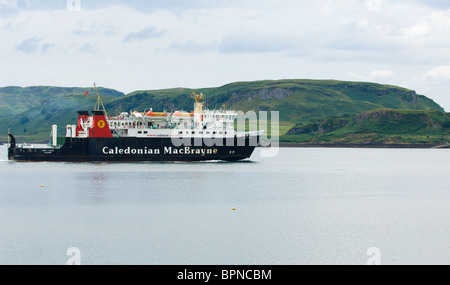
left=165, top=40, right=219, bottom=54
left=0, top=0, right=17, bottom=9
left=0, top=0, right=17, bottom=15
left=13, top=0, right=64, bottom=11
left=78, top=0, right=238, bottom=13
left=404, top=22, right=430, bottom=38
left=346, top=70, right=395, bottom=83
left=73, top=24, right=116, bottom=36
left=218, top=31, right=301, bottom=54
left=123, top=26, right=165, bottom=42
left=405, top=65, right=450, bottom=110
left=78, top=43, right=98, bottom=53
left=41, top=42, right=54, bottom=53
left=368, top=70, right=395, bottom=81
left=3, top=0, right=450, bottom=110
left=15, top=37, right=41, bottom=53
left=14, top=37, right=54, bottom=54
left=413, top=65, right=450, bottom=81
left=413, top=0, right=450, bottom=9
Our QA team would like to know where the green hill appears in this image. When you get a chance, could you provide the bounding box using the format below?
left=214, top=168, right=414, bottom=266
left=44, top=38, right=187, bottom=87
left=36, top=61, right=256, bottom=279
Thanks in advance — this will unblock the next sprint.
left=123, top=79, right=443, bottom=122
left=0, top=79, right=446, bottom=144
left=0, top=86, right=124, bottom=141
left=282, top=109, right=450, bottom=146
left=0, top=86, right=124, bottom=118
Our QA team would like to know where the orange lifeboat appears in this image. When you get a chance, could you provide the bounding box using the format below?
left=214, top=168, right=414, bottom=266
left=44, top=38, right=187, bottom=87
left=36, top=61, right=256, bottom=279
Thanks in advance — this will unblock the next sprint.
left=146, top=110, right=167, bottom=116
left=145, top=108, right=167, bottom=117
left=173, top=111, right=193, bottom=117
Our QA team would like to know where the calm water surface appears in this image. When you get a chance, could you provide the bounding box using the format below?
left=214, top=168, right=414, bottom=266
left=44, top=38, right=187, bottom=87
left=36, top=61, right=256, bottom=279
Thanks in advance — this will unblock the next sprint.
left=0, top=145, right=449, bottom=265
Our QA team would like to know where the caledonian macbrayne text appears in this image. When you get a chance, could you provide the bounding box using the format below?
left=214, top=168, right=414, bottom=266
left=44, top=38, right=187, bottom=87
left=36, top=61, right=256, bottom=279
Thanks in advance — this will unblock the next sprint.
left=102, top=146, right=219, bottom=156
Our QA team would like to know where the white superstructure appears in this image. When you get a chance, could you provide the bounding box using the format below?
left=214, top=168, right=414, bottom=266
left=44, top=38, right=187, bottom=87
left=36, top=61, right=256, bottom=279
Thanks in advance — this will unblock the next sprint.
left=87, top=92, right=262, bottom=139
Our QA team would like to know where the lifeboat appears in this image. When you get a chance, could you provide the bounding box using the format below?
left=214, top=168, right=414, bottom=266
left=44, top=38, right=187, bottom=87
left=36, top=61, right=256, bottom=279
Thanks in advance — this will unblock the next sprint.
left=132, top=111, right=143, bottom=118
left=146, top=110, right=167, bottom=117
left=173, top=111, right=194, bottom=117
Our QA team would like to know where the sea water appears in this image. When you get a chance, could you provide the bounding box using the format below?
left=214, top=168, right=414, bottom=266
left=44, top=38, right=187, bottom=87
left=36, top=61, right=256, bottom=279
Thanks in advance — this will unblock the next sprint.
left=0, top=145, right=449, bottom=265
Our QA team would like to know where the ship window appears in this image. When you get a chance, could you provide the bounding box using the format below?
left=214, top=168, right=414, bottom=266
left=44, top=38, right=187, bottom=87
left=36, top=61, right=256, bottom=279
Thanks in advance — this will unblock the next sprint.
left=144, top=131, right=148, bottom=134
left=219, top=132, right=223, bottom=134
left=199, top=131, right=203, bottom=134
left=213, top=131, right=216, bottom=135
left=192, top=131, right=195, bottom=134
left=138, top=131, right=142, bottom=134
left=206, top=131, right=210, bottom=134
left=178, top=131, right=182, bottom=135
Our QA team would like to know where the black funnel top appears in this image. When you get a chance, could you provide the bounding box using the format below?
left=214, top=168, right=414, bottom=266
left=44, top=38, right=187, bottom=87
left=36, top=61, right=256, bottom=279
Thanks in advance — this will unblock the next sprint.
left=77, top=111, right=90, bottom=116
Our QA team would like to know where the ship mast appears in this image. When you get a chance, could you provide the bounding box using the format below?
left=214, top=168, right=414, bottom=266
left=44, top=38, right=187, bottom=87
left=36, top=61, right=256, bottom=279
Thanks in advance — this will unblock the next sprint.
left=191, top=92, right=205, bottom=114
left=93, top=82, right=108, bottom=117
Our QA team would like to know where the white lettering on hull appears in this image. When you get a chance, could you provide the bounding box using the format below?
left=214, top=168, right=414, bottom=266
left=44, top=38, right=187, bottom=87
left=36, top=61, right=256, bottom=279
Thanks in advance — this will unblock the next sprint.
left=102, top=146, right=218, bottom=156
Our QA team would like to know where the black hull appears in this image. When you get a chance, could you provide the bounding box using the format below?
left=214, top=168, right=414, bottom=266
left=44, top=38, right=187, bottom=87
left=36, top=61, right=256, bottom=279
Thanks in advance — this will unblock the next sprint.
left=9, top=136, right=258, bottom=162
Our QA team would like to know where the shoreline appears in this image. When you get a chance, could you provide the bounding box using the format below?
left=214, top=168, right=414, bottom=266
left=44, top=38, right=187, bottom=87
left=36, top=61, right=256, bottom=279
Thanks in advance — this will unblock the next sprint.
left=262, top=143, right=450, bottom=149
left=2, top=141, right=449, bottom=149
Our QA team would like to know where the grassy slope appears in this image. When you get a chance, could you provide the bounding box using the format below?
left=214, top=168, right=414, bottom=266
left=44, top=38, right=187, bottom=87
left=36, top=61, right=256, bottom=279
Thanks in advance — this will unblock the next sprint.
left=121, top=80, right=444, bottom=142
left=125, top=79, right=442, bottom=120
left=0, top=86, right=124, bottom=117
left=0, top=86, right=124, bottom=142
left=282, top=109, right=450, bottom=145
left=0, top=80, right=445, bottom=143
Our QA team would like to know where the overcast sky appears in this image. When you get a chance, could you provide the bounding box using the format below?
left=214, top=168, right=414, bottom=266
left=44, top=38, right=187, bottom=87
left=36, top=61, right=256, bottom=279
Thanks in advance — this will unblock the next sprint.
left=2, top=0, right=450, bottom=110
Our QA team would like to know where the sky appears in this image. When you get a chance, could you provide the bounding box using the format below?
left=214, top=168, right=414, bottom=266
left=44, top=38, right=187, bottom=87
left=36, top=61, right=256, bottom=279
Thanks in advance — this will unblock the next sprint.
left=1, top=0, right=450, bottom=110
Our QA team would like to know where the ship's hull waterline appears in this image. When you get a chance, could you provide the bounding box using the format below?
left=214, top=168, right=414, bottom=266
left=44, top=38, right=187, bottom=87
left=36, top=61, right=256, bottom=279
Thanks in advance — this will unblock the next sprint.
left=8, top=136, right=259, bottom=162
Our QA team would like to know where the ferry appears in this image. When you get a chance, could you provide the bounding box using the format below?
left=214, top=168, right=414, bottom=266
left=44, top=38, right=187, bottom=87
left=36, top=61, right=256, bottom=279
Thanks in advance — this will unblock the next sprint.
left=7, top=85, right=262, bottom=162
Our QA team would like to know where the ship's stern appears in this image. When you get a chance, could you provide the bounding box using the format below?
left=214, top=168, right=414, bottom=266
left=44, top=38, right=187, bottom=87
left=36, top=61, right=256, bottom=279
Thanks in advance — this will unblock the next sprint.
left=7, top=134, right=16, bottom=160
